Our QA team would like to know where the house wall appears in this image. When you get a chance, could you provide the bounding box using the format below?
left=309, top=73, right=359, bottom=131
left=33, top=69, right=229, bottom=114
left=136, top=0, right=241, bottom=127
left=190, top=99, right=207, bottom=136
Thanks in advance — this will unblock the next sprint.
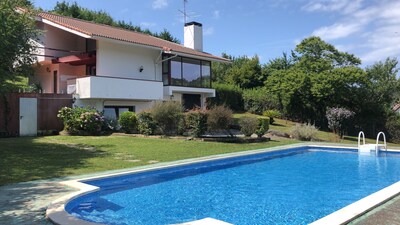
left=96, top=40, right=162, bottom=81
left=42, top=23, right=87, bottom=60
left=33, top=63, right=85, bottom=94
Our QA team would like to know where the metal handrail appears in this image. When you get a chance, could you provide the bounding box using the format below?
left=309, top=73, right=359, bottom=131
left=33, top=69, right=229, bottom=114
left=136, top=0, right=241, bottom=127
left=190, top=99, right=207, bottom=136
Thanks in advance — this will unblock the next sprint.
left=376, top=132, right=387, bottom=153
left=358, top=131, right=365, bottom=150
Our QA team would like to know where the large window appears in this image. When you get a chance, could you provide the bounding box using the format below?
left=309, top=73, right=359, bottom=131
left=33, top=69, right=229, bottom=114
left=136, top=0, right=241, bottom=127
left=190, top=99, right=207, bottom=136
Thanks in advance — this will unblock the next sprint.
left=103, top=106, right=135, bottom=119
left=163, top=56, right=211, bottom=88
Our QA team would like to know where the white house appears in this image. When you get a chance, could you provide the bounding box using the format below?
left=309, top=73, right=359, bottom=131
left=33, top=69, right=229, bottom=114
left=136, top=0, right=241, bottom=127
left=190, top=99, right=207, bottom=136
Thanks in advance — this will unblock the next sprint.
left=31, top=12, right=229, bottom=119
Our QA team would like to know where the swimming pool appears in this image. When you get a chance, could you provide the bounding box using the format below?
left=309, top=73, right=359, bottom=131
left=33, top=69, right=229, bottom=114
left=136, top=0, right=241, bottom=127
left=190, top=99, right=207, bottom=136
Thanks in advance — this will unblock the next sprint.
left=56, top=146, right=400, bottom=225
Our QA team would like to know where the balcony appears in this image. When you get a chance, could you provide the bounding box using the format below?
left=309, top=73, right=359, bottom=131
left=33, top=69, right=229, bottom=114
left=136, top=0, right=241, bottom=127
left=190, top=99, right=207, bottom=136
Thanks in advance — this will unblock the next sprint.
left=68, top=76, right=164, bottom=100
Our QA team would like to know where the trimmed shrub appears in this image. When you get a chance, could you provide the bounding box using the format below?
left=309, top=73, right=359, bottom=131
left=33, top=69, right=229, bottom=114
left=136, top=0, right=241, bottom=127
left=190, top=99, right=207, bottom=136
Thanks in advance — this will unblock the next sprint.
left=206, top=83, right=244, bottom=111
left=256, top=118, right=269, bottom=138
left=207, top=105, right=233, bottom=131
left=263, top=109, right=281, bottom=124
left=326, top=107, right=355, bottom=138
left=243, top=88, right=278, bottom=115
left=386, top=115, right=400, bottom=143
left=118, top=111, right=137, bottom=133
left=150, top=101, right=184, bottom=135
left=290, top=123, right=318, bottom=141
left=137, top=112, right=157, bottom=135
left=186, top=109, right=208, bottom=137
left=239, top=117, right=259, bottom=136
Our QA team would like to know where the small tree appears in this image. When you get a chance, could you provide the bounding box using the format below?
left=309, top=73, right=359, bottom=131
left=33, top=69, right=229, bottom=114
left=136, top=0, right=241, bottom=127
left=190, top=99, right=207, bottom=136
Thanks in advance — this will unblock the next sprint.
left=326, top=107, right=355, bottom=138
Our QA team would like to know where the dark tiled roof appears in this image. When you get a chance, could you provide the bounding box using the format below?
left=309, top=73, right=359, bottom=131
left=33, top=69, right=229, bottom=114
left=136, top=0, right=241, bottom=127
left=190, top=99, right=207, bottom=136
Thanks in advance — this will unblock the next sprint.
left=38, top=12, right=230, bottom=62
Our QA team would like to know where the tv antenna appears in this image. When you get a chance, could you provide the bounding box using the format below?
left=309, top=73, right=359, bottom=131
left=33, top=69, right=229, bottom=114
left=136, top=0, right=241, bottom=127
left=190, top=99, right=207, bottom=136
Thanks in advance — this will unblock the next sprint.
left=178, top=0, right=189, bottom=24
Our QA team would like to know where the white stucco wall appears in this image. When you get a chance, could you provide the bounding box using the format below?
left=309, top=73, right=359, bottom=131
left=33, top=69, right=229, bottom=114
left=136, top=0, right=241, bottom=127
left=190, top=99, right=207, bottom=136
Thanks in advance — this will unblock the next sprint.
left=75, top=76, right=163, bottom=100
left=96, top=40, right=162, bottom=81
left=42, top=23, right=86, bottom=59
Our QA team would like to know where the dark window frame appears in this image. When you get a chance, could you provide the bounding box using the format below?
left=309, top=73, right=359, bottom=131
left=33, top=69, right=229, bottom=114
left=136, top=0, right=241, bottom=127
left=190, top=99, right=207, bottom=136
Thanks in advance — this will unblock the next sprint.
left=103, top=106, right=135, bottom=119
left=162, top=54, right=212, bottom=88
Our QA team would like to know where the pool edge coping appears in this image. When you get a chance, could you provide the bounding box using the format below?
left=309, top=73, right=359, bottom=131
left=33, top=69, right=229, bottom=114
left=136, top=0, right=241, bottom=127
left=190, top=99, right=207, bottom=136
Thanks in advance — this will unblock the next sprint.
left=46, top=143, right=400, bottom=225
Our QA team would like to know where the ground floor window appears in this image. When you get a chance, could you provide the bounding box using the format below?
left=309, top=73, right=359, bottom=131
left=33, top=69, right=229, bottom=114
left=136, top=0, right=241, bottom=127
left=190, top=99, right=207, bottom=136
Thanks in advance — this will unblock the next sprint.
left=103, top=106, right=135, bottom=119
left=182, top=94, right=201, bottom=110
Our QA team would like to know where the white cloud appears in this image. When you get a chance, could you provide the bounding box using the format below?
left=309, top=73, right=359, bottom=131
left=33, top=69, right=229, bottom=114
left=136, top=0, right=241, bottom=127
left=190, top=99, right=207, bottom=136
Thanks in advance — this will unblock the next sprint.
left=140, top=22, right=157, bottom=28
left=312, top=23, right=361, bottom=40
left=213, top=10, right=220, bottom=19
left=302, top=0, right=363, bottom=14
left=204, top=27, right=215, bottom=36
left=305, top=0, right=400, bottom=64
left=152, top=0, right=168, bottom=10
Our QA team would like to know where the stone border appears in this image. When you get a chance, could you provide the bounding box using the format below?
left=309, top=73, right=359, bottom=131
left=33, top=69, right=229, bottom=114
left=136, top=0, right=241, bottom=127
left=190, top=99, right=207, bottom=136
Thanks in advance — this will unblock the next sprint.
left=46, top=143, right=400, bottom=225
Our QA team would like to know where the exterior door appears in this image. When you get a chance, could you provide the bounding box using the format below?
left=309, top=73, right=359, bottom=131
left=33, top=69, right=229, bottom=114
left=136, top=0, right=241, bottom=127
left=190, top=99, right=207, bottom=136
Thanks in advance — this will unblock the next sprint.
left=19, top=98, right=37, bottom=136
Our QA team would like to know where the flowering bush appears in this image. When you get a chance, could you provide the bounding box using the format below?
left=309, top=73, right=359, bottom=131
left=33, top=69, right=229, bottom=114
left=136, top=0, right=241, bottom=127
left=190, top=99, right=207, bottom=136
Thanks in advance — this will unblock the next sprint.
left=137, top=111, right=157, bottom=135
left=326, top=107, right=355, bottom=138
left=80, top=111, right=104, bottom=134
left=57, top=106, right=104, bottom=135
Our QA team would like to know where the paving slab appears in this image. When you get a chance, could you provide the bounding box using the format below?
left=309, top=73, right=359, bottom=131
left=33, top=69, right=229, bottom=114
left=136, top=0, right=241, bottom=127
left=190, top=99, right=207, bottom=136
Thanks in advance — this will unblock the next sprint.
left=0, top=181, right=74, bottom=225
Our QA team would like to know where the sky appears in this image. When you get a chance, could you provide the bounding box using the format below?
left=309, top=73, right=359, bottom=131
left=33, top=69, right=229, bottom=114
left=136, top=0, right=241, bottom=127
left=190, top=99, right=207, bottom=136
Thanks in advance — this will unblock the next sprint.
left=32, top=0, right=400, bottom=66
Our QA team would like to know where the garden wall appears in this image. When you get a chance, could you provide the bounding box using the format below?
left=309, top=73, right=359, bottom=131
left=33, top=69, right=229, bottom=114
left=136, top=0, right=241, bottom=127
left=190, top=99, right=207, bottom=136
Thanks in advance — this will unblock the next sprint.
left=0, top=93, right=72, bottom=137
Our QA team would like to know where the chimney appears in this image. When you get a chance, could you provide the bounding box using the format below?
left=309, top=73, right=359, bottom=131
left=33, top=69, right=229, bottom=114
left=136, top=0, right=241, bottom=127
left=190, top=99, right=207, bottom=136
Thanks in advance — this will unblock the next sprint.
left=184, top=22, right=203, bottom=51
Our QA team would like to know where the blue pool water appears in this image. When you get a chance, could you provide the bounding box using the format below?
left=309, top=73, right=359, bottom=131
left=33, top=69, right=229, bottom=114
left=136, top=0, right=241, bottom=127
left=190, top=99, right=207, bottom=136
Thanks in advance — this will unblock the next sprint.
left=66, top=147, right=400, bottom=225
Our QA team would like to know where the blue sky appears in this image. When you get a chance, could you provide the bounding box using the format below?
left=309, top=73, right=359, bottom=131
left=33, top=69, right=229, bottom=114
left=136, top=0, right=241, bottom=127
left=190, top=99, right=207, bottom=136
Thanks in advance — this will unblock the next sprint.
left=32, top=0, right=400, bottom=66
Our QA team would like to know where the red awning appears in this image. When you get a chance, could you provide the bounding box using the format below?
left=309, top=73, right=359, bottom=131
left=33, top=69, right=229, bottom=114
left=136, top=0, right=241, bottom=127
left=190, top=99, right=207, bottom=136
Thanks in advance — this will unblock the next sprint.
left=52, top=53, right=96, bottom=66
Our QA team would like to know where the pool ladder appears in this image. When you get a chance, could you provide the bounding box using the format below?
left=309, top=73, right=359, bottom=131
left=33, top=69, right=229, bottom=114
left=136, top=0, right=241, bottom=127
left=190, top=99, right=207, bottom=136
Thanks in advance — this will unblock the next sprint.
left=358, top=131, right=387, bottom=154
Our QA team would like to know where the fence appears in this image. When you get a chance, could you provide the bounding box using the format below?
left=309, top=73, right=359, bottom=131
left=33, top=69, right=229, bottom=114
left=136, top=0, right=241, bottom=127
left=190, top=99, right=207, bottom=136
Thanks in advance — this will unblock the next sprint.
left=0, top=93, right=72, bottom=137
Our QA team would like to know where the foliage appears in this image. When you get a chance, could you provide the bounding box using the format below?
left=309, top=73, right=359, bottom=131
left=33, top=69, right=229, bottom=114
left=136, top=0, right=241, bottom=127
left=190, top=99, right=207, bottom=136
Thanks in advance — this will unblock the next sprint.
left=0, top=0, right=38, bottom=94
left=290, top=123, right=318, bottom=141
left=79, top=111, right=104, bottom=134
left=57, top=107, right=103, bottom=135
left=207, top=105, right=233, bottom=131
left=206, top=83, right=243, bottom=111
left=326, top=107, right=355, bottom=138
left=385, top=115, right=400, bottom=143
left=263, top=109, right=282, bottom=124
left=102, top=117, right=118, bottom=132
left=239, top=117, right=259, bottom=137
left=243, top=87, right=277, bottom=115
left=118, top=111, right=137, bottom=133
left=256, top=118, right=270, bottom=138
left=186, top=109, right=208, bottom=137
left=150, top=101, right=183, bottom=135
left=137, top=112, right=157, bottom=135
left=51, top=1, right=180, bottom=43
left=212, top=54, right=265, bottom=89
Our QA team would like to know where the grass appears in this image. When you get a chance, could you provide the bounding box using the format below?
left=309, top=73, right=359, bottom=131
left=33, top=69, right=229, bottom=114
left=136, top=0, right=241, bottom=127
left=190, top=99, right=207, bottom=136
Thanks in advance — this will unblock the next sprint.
left=2, top=113, right=398, bottom=186
left=0, top=135, right=298, bottom=185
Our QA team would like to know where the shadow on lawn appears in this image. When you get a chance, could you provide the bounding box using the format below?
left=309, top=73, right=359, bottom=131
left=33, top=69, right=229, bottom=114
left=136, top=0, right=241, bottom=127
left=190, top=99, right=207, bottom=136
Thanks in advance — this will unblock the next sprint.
left=0, top=137, right=107, bottom=186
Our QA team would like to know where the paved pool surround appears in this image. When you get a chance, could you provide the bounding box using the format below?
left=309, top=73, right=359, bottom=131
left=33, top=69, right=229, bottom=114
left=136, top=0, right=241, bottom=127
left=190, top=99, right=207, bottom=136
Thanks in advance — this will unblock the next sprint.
left=45, top=143, right=400, bottom=225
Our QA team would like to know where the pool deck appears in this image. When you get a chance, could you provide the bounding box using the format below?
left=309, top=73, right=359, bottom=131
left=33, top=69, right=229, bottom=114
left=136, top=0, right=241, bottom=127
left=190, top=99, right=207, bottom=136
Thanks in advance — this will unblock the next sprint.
left=2, top=143, right=400, bottom=225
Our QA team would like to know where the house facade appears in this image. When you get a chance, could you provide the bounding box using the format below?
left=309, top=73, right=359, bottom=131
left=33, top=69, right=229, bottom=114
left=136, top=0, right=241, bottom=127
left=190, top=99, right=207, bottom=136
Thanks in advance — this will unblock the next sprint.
left=32, top=12, right=229, bottom=119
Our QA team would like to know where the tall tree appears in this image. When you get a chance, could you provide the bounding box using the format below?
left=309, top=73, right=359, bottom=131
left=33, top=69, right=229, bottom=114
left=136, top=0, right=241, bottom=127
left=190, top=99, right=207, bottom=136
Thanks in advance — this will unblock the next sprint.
left=0, top=0, right=38, bottom=93
left=0, top=0, right=38, bottom=133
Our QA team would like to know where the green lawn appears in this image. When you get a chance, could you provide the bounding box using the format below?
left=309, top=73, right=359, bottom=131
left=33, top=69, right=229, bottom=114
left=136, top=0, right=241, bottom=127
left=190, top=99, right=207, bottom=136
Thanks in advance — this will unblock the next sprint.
left=0, top=135, right=298, bottom=185
left=1, top=115, right=398, bottom=186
